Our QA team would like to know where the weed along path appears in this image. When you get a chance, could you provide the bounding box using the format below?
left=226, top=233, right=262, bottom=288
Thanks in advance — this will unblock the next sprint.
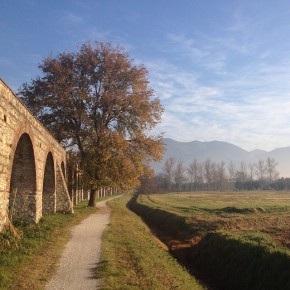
left=45, top=199, right=114, bottom=290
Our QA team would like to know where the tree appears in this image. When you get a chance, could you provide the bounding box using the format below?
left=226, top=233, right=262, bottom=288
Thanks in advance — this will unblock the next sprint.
left=162, top=157, right=176, bottom=192
left=137, top=168, right=158, bottom=194
left=265, top=157, right=279, bottom=181
left=236, top=161, right=248, bottom=183
left=256, top=159, right=266, bottom=181
left=174, top=160, right=186, bottom=192
left=203, top=158, right=214, bottom=190
left=228, top=160, right=237, bottom=188
left=187, top=159, right=200, bottom=191
left=216, top=161, right=227, bottom=191
left=19, top=41, right=164, bottom=206
left=197, top=163, right=204, bottom=190
left=248, top=162, right=256, bottom=180
left=154, top=173, right=168, bottom=192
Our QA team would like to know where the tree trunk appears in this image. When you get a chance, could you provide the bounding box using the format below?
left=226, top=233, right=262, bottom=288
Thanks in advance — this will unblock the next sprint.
left=88, top=189, right=98, bottom=207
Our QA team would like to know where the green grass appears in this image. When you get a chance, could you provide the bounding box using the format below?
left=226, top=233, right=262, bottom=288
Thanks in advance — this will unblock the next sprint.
left=192, top=231, right=290, bottom=290
left=97, top=194, right=205, bottom=290
left=141, top=191, right=290, bottom=214
left=132, top=192, right=290, bottom=289
left=137, top=192, right=290, bottom=239
left=0, top=200, right=97, bottom=290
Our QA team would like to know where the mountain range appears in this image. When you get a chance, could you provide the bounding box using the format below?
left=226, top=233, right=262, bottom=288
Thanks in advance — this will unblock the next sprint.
left=151, top=138, right=290, bottom=178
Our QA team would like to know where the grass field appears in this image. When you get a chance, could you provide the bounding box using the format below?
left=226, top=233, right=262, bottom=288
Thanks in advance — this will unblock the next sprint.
left=133, top=191, right=290, bottom=290
left=4, top=191, right=289, bottom=289
left=97, top=194, right=205, bottom=290
left=137, top=191, right=290, bottom=248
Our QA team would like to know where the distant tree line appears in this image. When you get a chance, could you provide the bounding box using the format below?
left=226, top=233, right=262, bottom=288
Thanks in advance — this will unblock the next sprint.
left=137, top=157, right=290, bottom=194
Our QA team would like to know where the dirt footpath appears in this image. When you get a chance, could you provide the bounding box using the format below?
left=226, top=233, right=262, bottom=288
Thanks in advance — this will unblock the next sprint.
left=45, top=199, right=112, bottom=290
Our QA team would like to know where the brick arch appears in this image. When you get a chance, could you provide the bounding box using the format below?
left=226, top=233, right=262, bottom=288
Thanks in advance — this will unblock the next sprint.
left=9, top=132, right=37, bottom=223
left=61, top=161, right=66, bottom=178
left=42, top=151, right=56, bottom=214
left=7, top=123, right=36, bottom=192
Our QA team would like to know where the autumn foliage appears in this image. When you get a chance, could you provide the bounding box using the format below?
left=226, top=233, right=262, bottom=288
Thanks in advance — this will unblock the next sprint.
left=19, top=41, right=164, bottom=205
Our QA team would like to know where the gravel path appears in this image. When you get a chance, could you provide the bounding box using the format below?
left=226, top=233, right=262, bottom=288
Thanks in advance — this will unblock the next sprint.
left=45, top=199, right=112, bottom=290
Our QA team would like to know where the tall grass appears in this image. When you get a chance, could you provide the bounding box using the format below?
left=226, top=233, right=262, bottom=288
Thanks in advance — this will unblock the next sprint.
left=97, top=194, right=205, bottom=290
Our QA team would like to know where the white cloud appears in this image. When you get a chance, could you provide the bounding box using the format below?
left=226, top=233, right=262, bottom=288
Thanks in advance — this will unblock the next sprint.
left=167, top=33, right=208, bottom=60
left=146, top=40, right=290, bottom=151
left=62, top=12, right=84, bottom=26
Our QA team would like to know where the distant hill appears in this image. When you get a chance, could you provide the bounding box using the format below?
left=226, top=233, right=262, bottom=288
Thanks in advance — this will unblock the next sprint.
left=151, top=138, right=290, bottom=177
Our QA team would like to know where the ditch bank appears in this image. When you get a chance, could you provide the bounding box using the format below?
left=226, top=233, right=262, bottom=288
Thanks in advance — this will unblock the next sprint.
left=128, top=194, right=290, bottom=290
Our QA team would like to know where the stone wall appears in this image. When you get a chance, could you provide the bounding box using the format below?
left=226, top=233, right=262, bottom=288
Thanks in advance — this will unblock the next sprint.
left=0, top=78, right=73, bottom=231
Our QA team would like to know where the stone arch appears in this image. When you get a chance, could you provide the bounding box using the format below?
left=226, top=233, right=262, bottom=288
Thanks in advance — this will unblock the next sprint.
left=9, top=133, right=36, bottom=223
left=42, top=152, right=55, bottom=214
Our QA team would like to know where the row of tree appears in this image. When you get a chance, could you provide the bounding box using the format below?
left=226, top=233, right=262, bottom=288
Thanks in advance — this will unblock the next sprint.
left=138, top=157, right=284, bottom=194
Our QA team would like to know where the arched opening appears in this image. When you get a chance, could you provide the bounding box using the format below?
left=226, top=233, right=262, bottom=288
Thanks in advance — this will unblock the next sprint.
left=9, top=133, right=36, bottom=223
left=42, top=152, right=55, bottom=214
left=61, top=161, right=65, bottom=178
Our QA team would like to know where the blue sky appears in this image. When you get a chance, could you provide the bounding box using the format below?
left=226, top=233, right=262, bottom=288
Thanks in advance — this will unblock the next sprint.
left=2, top=0, right=290, bottom=151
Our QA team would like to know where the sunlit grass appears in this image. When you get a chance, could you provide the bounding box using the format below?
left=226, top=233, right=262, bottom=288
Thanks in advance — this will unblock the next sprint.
left=139, top=191, right=290, bottom=240
left=144, top=191, right=290, bottom=214
left=133, top=191, right=290, bottom=289
left=0, top=201, right=97, bottom=290
left=97, top=194, right=205, bottom=290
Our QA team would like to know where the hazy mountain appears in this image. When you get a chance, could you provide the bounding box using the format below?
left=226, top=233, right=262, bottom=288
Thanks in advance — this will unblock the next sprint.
left=151, top=138, right=290, bottom=177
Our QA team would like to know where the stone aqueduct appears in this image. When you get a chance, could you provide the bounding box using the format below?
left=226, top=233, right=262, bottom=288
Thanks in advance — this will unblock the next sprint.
left=0, top=78, right=74, bottom=232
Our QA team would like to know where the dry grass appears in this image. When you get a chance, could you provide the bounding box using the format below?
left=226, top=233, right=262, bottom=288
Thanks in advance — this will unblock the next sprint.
left=134, top=191, right=290, bottom=289
left=141, top=191, right=290, bottom=249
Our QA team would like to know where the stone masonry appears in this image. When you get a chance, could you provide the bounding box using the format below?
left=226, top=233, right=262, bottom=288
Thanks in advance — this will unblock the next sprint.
left=0, top=78, right=73, bottom=231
